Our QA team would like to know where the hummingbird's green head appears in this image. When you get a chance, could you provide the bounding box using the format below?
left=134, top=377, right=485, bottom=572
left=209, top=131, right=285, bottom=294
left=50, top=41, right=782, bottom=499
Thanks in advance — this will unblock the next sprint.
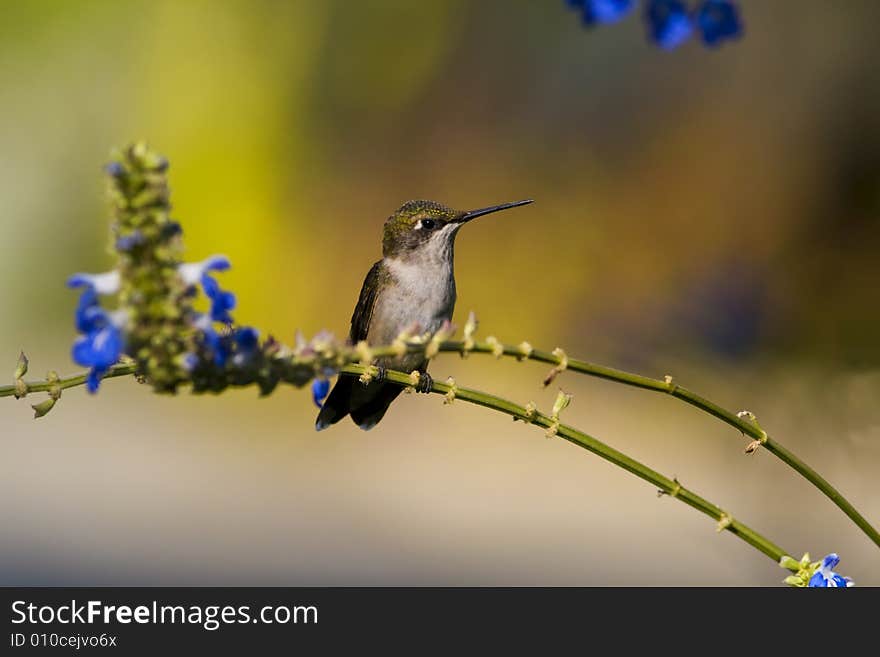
left=382, top=199, right=533, bottom=260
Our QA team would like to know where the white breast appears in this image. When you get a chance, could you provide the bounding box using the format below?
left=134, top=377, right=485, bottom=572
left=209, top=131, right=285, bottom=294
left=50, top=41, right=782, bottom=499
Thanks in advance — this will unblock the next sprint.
left=370, top=256, right=456, bottom=345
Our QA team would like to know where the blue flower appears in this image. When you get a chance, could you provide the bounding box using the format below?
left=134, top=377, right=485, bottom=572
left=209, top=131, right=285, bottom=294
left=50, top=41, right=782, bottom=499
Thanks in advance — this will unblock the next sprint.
left=697, top=0, right=742, bottom=47
left=311, top=378, right=330, bottom=408
left=569, top=0, right=635, bottom=25
left=193, top=313, right=227, bottom=366
left=69, top=290, right=127, bottom=393
left=178, top=255, right=231, bottom=286
left=234, top=326, right=259, bottom=352
left=73, top=324, right=125, bottom=393
left=231, top=326, right=260, bottom=367
left=808, top=554, right=855, bottom=588
left=190, top=320, right=258, bottom=368
left=645, top=0, right=694, bottom=49
left=73, top=287, right=105, bottom=333
left=179, top=255, right=235, bottom=324
left=201, top=273, right=236, bottom=323
left=565, top=0, right=743, bottom=50
left=67, top=270, right=121, bottom=296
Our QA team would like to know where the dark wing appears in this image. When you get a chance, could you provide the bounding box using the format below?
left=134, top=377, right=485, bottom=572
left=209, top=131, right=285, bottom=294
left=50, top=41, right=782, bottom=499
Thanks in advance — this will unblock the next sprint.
left=349, top=260, right=383, bottom=343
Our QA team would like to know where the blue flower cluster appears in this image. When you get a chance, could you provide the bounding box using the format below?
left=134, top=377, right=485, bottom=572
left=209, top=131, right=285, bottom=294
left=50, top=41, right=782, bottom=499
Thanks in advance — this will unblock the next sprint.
left=566, top=0, right=743, bottom=49
left=808, top=554, right=855, bottom=588
left=69, top=253, right=333, bottom=407
left=67, top=255, right=244, bottom=392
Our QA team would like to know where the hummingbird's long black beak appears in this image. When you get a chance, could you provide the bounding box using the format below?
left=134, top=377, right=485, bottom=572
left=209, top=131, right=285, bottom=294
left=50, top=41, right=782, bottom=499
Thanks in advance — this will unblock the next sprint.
left=457, top=199, right=533, bottom=224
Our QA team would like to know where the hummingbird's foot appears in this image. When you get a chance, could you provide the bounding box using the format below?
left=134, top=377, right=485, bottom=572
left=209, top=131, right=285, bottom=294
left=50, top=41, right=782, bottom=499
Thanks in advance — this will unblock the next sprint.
left=417, top=371, right=434, bottom=394
left=374, top=364, right=387, bottom=384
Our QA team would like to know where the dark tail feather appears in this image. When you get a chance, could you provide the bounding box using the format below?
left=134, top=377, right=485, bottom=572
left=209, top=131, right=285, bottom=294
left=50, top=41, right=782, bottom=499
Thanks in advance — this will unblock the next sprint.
left=349, top=384, right=403, bottom=431
left=315, top=377, right=355, bottom=431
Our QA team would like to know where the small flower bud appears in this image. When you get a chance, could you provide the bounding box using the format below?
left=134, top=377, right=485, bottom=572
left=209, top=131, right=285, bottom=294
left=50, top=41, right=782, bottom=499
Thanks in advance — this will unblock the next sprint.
left=262, top=336, right=283, bottom=358
left=443, top=376, right=457, bottom=405
left=426, top=320, right=456, bottom=359
left=391, top=324, right=419, bottom=358
left=543, top=390, right=571, bottom=438
left=143, top=151, right=169, bottom=172
left=778, top=555, right=801, bottom=572
left=543, top=347, right=568, bottom=387
left=308, top=330, right=336, bottom=355
left=14, top=351, right=28, bottom=380
left=716, top=513, right=733, bottom=532
left=744, top=440, right=762, bottom=455
left=294, top=330, right=308, bottom=354
left=485, top=336, right=504, bottom=359
left=736, top=409, right=768, bottom=452
left=551, top=389, right=572, bottom=418
left=358, top=365, right=378, bottom=385
left=31, top=397, right=56, bottom=418
left=516, top=341, right=533, bottom=361
left=461, top=311, right=478, bottom=357
left=390, top=337, right=408, bottom=359
left=354, top=340, right=374, bottom=364
left=13, top=378, right=27, bottom=399
left=661, top=477, right=682, bottom=498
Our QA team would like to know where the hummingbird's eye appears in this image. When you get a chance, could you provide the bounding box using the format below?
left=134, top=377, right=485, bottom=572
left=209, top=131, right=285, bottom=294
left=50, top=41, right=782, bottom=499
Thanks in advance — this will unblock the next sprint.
left=419, top=219, right=436, bottom=231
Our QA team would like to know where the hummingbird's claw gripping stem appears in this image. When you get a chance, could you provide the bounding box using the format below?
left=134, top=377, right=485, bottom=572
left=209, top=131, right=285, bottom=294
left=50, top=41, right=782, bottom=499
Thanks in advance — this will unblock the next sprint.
left=374, top=364, right=387, bottom=384
left=417, top=372, right=433, bottom=394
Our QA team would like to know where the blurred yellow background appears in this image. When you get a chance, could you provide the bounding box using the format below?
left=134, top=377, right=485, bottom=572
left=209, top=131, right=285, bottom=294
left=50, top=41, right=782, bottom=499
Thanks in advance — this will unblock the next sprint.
left=1, top=1, right=878, bottom=585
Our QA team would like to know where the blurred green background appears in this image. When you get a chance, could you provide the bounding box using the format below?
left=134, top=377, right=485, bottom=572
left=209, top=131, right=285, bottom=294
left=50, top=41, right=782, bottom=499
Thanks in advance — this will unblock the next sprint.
left=2, top=1, right=878, bottom=585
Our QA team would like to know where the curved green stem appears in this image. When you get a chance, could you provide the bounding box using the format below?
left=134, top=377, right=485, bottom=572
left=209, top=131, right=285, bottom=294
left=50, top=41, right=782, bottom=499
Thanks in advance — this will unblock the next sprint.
left=4, top=335, right=877, bottom=553
left=2, top=357, right=795, bottom=566
left=380, top=340, right=880, bottom=551
left=338, top=364, right=790, bottom=564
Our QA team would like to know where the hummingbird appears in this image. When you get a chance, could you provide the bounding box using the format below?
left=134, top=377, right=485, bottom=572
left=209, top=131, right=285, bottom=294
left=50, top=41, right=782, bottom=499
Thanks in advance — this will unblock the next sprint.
left=315, top=198, right=533, bottom=431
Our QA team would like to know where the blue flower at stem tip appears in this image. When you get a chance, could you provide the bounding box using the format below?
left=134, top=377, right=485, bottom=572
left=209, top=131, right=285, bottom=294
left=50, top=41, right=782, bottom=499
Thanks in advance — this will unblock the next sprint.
left=178, top=255, right=236, bottom=323
left=568, top=0, right=634, bottom=25
left=312, top=378, right=330, bottom=408
left=809, top=554, right=855, bottom=588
